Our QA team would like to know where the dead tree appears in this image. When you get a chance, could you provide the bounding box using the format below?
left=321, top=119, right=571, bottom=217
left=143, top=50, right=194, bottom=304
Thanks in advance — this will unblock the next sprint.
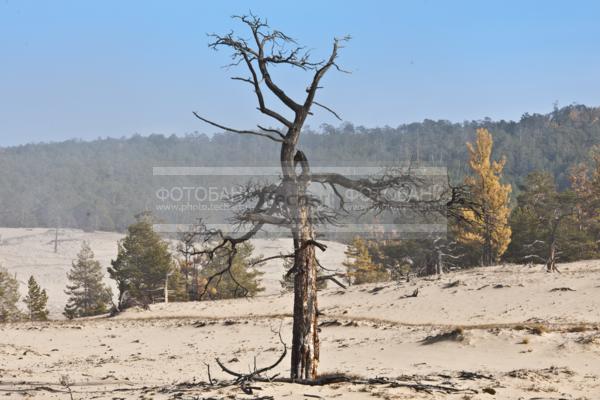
left=430, top=237, right=463, bottom=276
left=520, top=201, right=575, bottom=273
left=192, top=14, right=474, bottom=381
left=544, top=209, right=571, bottom=273
left=521, top=212, right=568, bottom=273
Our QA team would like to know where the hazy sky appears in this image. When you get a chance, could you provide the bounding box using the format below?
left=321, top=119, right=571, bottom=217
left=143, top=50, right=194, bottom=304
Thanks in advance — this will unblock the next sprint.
left=1, top=0, right=599, bottom=146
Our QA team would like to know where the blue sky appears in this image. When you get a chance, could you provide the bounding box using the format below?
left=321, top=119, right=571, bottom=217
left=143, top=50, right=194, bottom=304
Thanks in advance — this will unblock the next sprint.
left=1, top=0, right=599, bottom=146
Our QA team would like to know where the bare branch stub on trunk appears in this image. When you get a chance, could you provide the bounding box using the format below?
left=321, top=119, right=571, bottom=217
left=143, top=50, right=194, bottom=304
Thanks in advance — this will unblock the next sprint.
left=192, top=14, right=475, bottom=381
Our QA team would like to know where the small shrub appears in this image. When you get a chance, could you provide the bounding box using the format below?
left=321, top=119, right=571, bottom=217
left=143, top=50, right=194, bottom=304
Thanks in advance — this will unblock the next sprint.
left=529, top=324, right=548, bottom=335
left=421, top=327, right=465, bottom=345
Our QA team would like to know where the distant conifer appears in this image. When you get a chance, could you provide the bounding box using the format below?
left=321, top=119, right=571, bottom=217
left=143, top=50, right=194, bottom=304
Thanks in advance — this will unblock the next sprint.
left=108, top=213, right=172, bottom=308
left=0, top=266, right=21, bottom=322
left=23, top=276, right=49, bottom=321
left=64, top=241, right=112, bottom=319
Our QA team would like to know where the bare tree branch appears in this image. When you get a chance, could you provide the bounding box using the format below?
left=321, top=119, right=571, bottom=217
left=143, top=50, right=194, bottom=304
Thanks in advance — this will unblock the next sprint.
left=313, top=101, right=342, bottom=121
left=250, top=253, right=295, bottom=267
left=257, top=125, right=285, bottom=138
left=192, top=112, right=283, bottom=143
left=317, top=274, right=347, bottom=289
left=303, top=36, right=350, bottom=114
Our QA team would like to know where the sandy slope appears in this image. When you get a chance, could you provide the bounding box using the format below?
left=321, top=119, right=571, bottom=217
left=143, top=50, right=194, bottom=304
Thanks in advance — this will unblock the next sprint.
left=0, top=227, right=347, bottom=316
left=1, top=252, right=600, bottom=399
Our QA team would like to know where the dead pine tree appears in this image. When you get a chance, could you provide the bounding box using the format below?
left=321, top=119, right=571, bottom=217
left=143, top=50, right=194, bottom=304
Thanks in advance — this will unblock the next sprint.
left=512, top=172, right=577, bottom=273
left=192, top=14, right=474, bottom=381
left=430, top=237, right=463, bottom=276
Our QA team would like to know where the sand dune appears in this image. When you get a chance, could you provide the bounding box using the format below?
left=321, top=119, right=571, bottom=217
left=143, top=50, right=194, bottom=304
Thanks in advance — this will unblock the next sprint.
left=1, top=233, right=599, bottom=398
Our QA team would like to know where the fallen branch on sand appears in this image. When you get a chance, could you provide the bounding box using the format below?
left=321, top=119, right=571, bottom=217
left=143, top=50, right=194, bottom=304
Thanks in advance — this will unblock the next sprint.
left=2, top=372, right=481, bottom=397
left=399, top=288, right=419, bottom=299
left=550, top=287, right=576, bottom=292
left=256, top=375, right=478, bottom=395
left=212, top=329, right=478, bottom=395
left=215, top=346, right=287, bottom=383
left=215, top=326, right=287, bottom=394
left=214, top=359, right=479, bottom=395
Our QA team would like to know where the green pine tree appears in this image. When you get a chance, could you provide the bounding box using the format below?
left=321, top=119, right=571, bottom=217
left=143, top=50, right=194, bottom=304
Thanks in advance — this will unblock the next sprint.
left=108, top=213, right=173, bottom=308
left=0, top=266, right=22, bottom=322
left=23, top=276, right=49, bottom=321
left=64, top=241, right=113, bottom=319
left=199, top=242, right=264, bottom=299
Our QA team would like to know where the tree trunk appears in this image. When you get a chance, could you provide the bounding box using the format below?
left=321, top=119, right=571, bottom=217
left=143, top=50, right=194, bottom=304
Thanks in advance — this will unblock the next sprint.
left=483, top=215, right=493, bottom=266
left=164, top=270, right=169, bottom=304
left=282, top=139, right=320, bottom=380
left=546, top=222, right=560, bottom=273
left=291, top=219, right=319, bottom=380
left=546, top=239, right=557, bottom=272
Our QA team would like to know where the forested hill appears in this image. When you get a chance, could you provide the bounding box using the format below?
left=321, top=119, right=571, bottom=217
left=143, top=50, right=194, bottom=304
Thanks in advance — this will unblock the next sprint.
left=1, top=104, right=599, bottom=232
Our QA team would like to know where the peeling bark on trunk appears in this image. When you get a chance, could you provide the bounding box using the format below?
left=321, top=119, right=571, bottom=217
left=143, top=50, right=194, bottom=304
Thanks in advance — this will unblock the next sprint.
left=283, top=140, right=320, bottom=381
left=291, top=222, right=319, bottom=380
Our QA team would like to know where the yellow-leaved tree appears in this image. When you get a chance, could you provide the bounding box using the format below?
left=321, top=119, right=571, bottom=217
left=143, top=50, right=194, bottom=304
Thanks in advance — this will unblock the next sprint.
left=343, top=237, right=389, bottom=285
left=458, top=128, right=512, bottom=266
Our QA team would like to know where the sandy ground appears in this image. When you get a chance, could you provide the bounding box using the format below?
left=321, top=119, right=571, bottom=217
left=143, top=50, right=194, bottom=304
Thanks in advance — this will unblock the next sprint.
left=1, top=228, right=600, bottom=399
